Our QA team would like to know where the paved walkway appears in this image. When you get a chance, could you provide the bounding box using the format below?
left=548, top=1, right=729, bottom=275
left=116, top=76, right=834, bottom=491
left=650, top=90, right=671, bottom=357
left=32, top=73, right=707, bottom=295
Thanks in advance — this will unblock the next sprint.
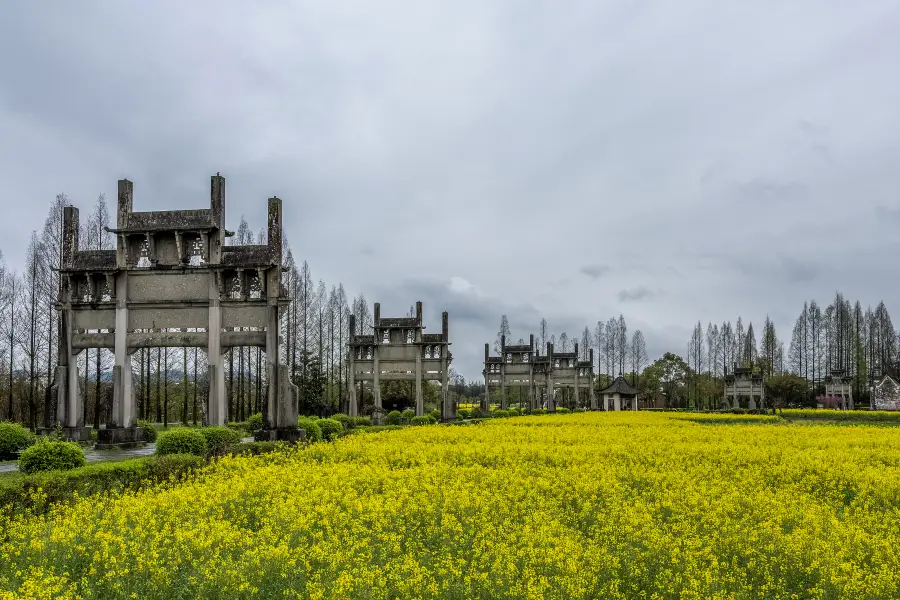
left=0, top=443, right=157, bottom=474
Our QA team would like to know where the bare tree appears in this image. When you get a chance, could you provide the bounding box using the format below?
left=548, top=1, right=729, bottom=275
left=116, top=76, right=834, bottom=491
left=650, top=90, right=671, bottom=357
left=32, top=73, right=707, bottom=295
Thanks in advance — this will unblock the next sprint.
left=630, top=330, right=648, bottom=387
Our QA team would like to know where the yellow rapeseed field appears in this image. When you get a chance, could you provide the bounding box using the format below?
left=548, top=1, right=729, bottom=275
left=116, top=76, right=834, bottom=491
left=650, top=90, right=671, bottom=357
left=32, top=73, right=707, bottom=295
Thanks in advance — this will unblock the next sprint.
left=2, top=412, right=900, bottom=599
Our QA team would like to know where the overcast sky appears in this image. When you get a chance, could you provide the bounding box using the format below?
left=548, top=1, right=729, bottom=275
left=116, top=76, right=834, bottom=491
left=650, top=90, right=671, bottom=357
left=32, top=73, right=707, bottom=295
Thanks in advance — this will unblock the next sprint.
left=2, top=1, right=900, bottom=380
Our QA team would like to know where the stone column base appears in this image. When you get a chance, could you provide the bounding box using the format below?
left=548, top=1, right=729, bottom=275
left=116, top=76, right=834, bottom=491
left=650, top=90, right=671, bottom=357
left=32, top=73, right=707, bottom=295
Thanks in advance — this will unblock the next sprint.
left=254, top=428, right=306, bottom=444
left=36, top=426, right=93, bottom=442
left=96, top=427, right=146, bottom=449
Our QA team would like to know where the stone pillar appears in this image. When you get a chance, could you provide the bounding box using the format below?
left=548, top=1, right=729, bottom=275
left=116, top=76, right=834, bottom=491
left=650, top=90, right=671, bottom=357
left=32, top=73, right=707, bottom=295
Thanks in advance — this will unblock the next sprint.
left=589, top=349, right=597, bottom=410
left=111, top=272, right=135, bottom=427
left=347, top=315, right=357, bottom=416
left=208, top=271, right=227, bottom=426
left=373, top=303, right=382, bottom=412
left=500, top=334, right=507, bottom=410
left=415, top=349, right=424, bottom=416
left=441, top=311, right=452, bottom=420
left=574, top=343, right=580, bottom=409
left=482, top=343, right=490, bottom=411
left=614, top=393, right=621, bottom=411
left=265, top=301, right=280, bottom=427
left=116, top=180, right=132, bottom=269
left=633, top=393, right=637, bottom=411
left=547, top=343, right=555, bottom=411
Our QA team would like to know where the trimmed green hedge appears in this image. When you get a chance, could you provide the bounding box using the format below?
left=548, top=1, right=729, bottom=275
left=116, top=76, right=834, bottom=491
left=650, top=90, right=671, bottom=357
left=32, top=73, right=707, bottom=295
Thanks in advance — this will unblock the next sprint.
left=156, top=428, right=207, bottom=456
left=0, top=454, right=204, bottom=516
left=18, top=440, right=86, bottom=474
left=136, top=420, right=158, bottom=442
left=317, top=419, right=343, bottom=441
left=0, top=421, right=35, bottom=458
left=199, top=426, right=242, bottom=456
left=385, top=410, right=403, bottom=426
left=297, top=417, right=322, bottom=443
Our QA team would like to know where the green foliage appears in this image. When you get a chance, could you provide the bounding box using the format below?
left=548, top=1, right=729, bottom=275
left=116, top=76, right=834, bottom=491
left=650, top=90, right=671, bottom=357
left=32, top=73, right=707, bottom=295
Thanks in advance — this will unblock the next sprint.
left=295, top=351, right=330, bottom=415
left=425, top=414, right=438, bottom=424
left=493, top=409, right=509, bottom=418
left=0, top=454, right=203, bottom=517
left=155, top=428, right=207, bottom=457
left=317, top=418, right=344, bottom=441
left=199, top=426, right=242, bottom=456
left=349, top=425, right=405, bottom=435
left=531, top=408, right=547, bottom=415
left=400, top=409, right=415, bottom=424
left=556, top=407, right=571, bottom=414
left=246, top=413, right=264, bottom=432
left=508, top=408, right=521, bottom=416
left=136, top=419, right=158, bottom=442
left=456, top=408, right=472, bottom=420
left=385, top=411, right=403, bottom=426
left=352, top=416, right=372, bottom=428
left=0, top=421, right=35, bottom=457
left=230, top=441, right=286, bottom=456
left=573, top=408, right=585, bottom=413
left=428, top=409, right=442, bottom=422
left=17, top=440, right=86, bottom=475
left=410, top=415, right=432, bottom=426
left=330, top=414, right=351, bottom=430
left=766, top=374, right=813, bottom=408
left=297, top=417, right=322, bottom=443
left=782, top=409, right=900, bottom=422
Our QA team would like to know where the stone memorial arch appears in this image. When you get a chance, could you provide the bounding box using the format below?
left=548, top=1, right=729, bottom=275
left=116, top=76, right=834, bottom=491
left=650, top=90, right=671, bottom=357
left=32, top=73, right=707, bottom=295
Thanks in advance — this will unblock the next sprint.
left=723, top=364, right=765, bottom=410
left=54, top=174, right=299, bottom=446
left=483, top=340, right=595, bottom=411
left=346, top=301, right=453, bottom=421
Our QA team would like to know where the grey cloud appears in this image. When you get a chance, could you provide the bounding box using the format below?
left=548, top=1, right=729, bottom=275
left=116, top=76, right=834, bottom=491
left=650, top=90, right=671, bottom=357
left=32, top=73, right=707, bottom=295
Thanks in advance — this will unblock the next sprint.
left=617, top=287, right=658, bottom=302
left=579, top=264, right=610, bottom=279
left=2, top=1, right=900, bottom=380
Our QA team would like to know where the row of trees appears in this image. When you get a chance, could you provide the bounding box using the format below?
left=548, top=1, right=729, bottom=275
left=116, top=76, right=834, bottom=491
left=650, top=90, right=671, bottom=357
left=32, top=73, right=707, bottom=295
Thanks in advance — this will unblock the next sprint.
left=674, top=294, right=900, bottom=409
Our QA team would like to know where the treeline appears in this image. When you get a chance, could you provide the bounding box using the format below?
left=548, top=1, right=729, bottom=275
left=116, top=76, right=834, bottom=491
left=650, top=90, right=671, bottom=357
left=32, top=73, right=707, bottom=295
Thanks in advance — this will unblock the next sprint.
left=676, top=292, right=900, bottom=408
left=0, top=193, right=480, bottom=429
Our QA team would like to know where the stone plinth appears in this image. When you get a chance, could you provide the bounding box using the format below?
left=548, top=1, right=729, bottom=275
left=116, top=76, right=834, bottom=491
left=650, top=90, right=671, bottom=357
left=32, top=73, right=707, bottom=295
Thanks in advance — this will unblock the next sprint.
left=254, top=427, right=306, bottom=444
left=36, top=426, right=93, bottom=442
left=96, top=427, right=146, bottom=449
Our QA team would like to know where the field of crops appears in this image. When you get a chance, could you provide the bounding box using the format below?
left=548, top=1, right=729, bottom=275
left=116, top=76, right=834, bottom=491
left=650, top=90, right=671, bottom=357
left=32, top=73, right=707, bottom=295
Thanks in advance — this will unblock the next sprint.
left=2, top=412, right=900, bottom=599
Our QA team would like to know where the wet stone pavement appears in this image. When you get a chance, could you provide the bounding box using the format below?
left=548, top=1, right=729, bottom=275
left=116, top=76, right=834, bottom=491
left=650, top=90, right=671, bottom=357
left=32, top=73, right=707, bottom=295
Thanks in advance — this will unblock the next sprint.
left=0, top=443, right=157, bottom=474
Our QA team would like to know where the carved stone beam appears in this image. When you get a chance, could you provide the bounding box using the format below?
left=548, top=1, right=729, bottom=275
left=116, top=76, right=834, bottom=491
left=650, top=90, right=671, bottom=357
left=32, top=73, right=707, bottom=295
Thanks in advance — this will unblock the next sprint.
left=146, top=233, right=158, bottom=266
left=237, top=268, right=247, bottom=301
left=105, top=273, right=116, bottom=300
left=175, top=231, right=185, bottom=265
left=200, top=232, right=210, bottom=263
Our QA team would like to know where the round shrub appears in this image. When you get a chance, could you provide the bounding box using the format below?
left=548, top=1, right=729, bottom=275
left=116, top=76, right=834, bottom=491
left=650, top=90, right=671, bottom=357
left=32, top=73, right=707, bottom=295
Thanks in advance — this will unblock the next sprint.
left=531, top=408, right=547, bottom=415
left=136, top=419, right=157, bottom=442
left=385, top=411, right=403, bottom=426
left=429, top=409, right=442, bottom=422
left=556, top=407, right=571, bottom=414
left=410, top=415, right=431, bottom=426
left=473, top=408, right=493, bottom=419
left=400, top=409, right=415, bottom=424
left=317, top=418, right=343, bottom=441
left=330, top=414, right=351, bottom=430
left=0, top=421, right=36, bottom=457
left=199, top=426, right=242, bottom=456
left=574, top=407, right=585, bottom=413
left=246, top=413, right=264, bottom=432
left=17, top=440, right=85, bottom=474
left=155, top=428, right=207, bottom=457
left=297, top=417, right=322, bottom=443
left=457, top=408, right=471, bottom=420
left=425, top=414, right=438, bottom=424
left=493, top=409, right=509, bottom=418
left=352, top=416, right=372, bottom=428
left=507, top=408, right=521, bottom=416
